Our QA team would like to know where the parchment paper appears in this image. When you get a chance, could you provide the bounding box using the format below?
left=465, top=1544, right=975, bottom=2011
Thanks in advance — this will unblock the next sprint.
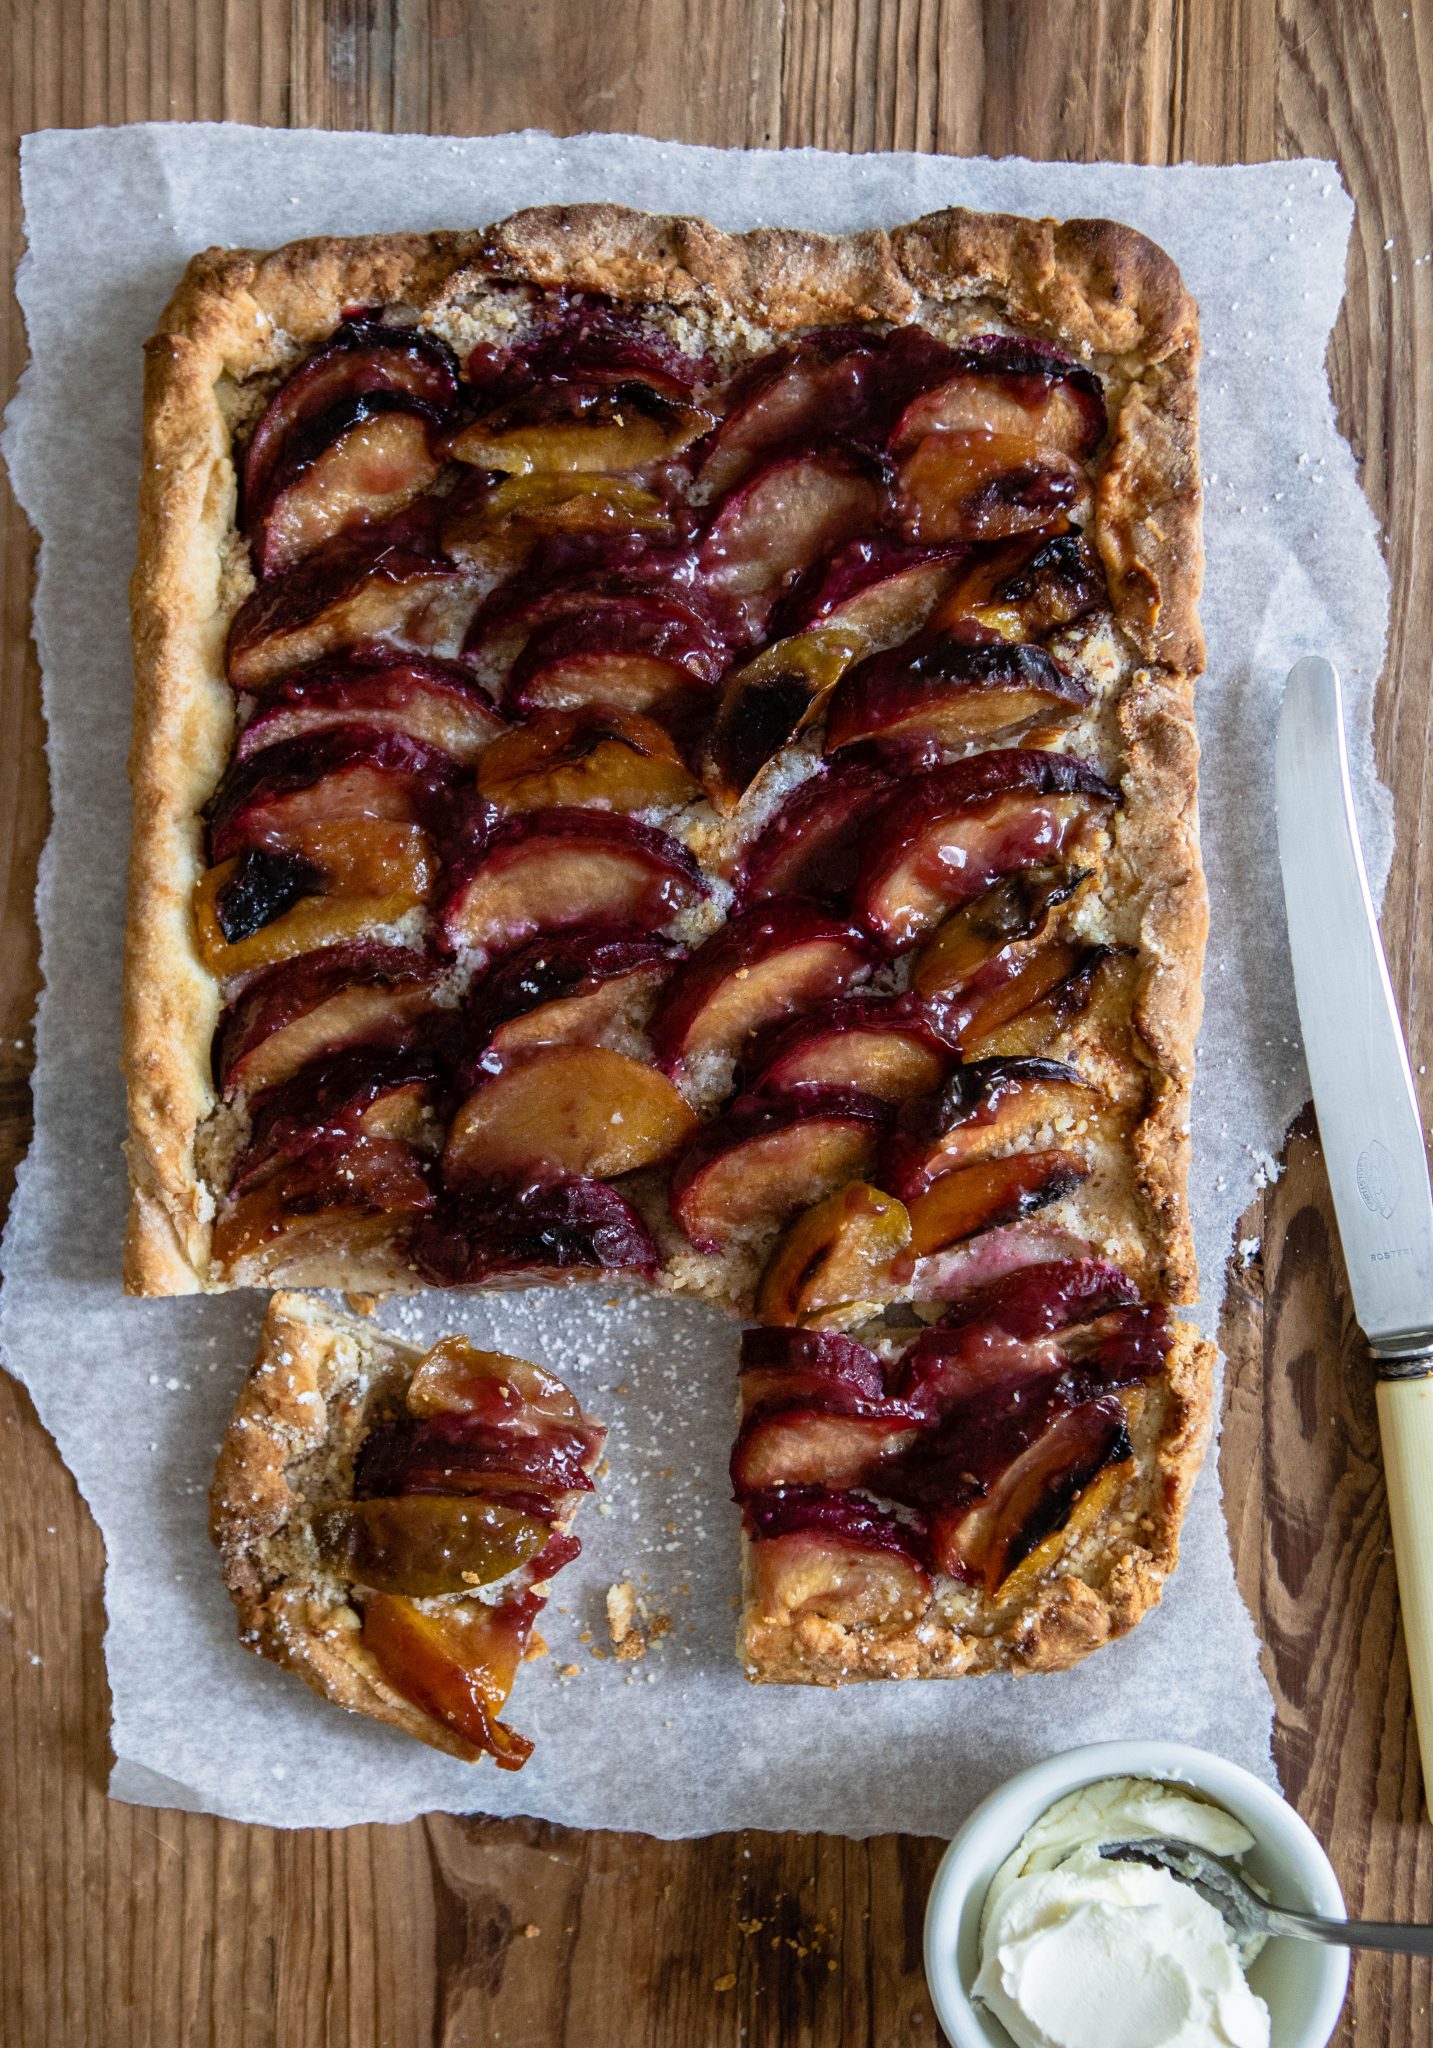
left=1, top=125, right=1391, bottom=1835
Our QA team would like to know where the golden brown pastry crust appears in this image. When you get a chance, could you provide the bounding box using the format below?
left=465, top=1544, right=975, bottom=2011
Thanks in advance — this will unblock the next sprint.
left=136, top=204, right=1207, bottom=1687
left=210, top=1290, right=585, bottom=1761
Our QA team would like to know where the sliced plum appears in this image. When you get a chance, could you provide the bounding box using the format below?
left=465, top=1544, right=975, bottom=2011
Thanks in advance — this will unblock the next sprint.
left=475, top=704, right=700, bottom=814
left=312, top=1497, right=551, bottom=1599
left=697, top=448, right=884, bottom=643
left=210, top=1132, right=434, bottom=1275
left=668, top=1087, right=891, bottom=1253
left=880, top=1057, right=1096, bottom=1198
left=443, top=1044, right=698, bottom=1186
left=824, top=637, right=1090, bottom=761
left=461, top=929, right=680, bottom=1067
left=236, top=649, right=505, bottom=765
left=730, top=1402, right=926, bottom=1493
left=910, top=865, right=1087, bottom=998
left=896, top=433, right=1089, bottom=547
left=937, top=1257, right=1141, bottom=1340
left=411, top=1178, right=659, bottom=1288
left=450, top=380, right=716, bottom=475
left=439, top=809, right=706, bottom=955
left=899, top=1148, right=1090, bottom=1264
left=649, top=898, right=875, bottom=1072
left=731, top=761, right=894, bottom=907
left=354, top=1409, right=600, bottom=1503
left=208, top=727, right=460, bottom=862
left=737, top=1326, right=889, bottom=1410
left=252, top=396, right=446, bottom=577
left=777, top=537, right=969, bottom=643
left=930, top=529, right=1108, bottom=644
left=214, top=942, right=441, bottom=1095
left=359, top=1589, right=540, bottom=1769
left=888, top=335, right=1105, bottom=461
left=231, top=1043, right=439, bottom=1194
left=405, top=1335, right=587, bottom=1427
left=853, top=750, right=1118, bottom=949
left=226, top=521, right=473, bottom=691
left=240, top=316, right=459, bottom=520
left=741, top=1487, right=932, bottom=1627
left=962, top=942, right=1136, bottom=1060
left=755, top=1181, right=911, bottom=1329
left=507, top=606, right=725, bottom=717
left=749, top=994, right=959, bottom=1103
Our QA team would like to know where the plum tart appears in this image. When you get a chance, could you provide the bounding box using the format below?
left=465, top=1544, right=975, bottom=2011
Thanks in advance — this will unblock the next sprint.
left=210, top=1291, right=603, bottom=1765
left=131, top=203, right=1210, bottom=1683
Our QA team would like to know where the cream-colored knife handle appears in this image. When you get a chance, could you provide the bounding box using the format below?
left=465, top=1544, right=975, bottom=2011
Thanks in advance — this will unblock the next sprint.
left=1376, top=1371, right=1433, bottom=1805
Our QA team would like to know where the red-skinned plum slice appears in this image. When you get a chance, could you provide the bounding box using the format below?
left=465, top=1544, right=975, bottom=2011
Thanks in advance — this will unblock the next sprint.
left=214, top=942, right=441, bottom=1095
left=777, top=538, right=969, bottom=642
left=880, top=1057, right=1096, bottom=1196
left=450, top=381, right=716, bottom=475
left=898, top=1147, right=1090, bottom=1264
left=359, top=1589, right=540, bottom=1770
left=896, top=433, right=1089, bottom=546
left=737, top=1327, right=889, bottom=1410
left=443, top=1044, right=698, bottom=1185
left=853, top=751, right=1118, bottom=949
left=252, top=396, right=446, bottom=577
left=754, top=1181, right=911, bottom=1328
left=507, top=606, right=725, bottom=716
left=824, top=637, right=1090, bottom=761
left=741, top=1487, right=932, bottom=1626
left=748, top=994, right=959, bottom=1103
left=226, top=520, right=473, bottom=690
left=236, top=649, right=505, bottom=764
left=930, top=530, right=1108, bottom=643
left=649, top=898, right=875, bottom=1071
left=411, top=1178, right=659, bottom=1288
left=668, top=1087, right=891, bottom=1253
left=731, top=761, right=893, bottom=906
left=353, top=1409, right=600, bottom=1503
left=210, top=1132, right=435, bottom=1275
left=461, top=929, right=681, bottom=1068
left=405, top=1335, right=586, bottom=1427
left=475, top=704, right=700, bottom=814
left=888, top=336, right=1105, bottom=461
left=241, top=317, right=459, bottom=519
left=730, top=1402, right=927, bottom=1493
left=910, top=865, right=1088, bottom=997
left=439, top=809, right=706, bottom=954
left=697, top=448, right=884, bottom=643
left=938, top=1257, right=1141, bottom=1339
left=231, top=1043, right=439, bottom=1194
left=209, top=727, right=460, bottom=861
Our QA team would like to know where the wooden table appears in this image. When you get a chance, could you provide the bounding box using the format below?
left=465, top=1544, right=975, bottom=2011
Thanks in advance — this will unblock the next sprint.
left=3, top=4, right=1432, bottom=2041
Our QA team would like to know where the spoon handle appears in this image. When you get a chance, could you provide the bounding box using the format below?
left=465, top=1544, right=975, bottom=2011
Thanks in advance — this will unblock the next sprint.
left=1267, top=1909, right=1433, bottom=1958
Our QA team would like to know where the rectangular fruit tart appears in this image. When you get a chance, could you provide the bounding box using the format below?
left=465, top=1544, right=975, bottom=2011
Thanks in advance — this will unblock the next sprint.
left=128, top=202, right=1213, bottom=1685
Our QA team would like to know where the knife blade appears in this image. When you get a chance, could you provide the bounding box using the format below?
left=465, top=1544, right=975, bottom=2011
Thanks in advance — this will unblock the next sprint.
left=1275, top=655, right=1433, bottom=1363
left=1277, top=654, right=1433, bottom=1807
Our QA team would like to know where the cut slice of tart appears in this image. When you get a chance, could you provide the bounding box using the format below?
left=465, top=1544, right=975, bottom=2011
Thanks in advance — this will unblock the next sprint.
left=210, top=1291, right=603, bottom=1765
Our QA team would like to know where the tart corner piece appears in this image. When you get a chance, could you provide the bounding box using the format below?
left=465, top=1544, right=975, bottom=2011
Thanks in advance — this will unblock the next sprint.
left=210, top=1290, right=603, bottom=1765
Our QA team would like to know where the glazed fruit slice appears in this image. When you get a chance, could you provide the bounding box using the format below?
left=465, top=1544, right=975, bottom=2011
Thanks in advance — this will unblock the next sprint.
left=194, top=861, right=428, bottom=984
left=697, top=448, right=884, bottom=642
left=891, top=1263, right=1144, bottom=1414
left=253, top=398, right=446, bottom=577
left=236, top=650, right=505, bottom=764
left=650, top=899, right=874, bottom=1072
left=910, top=865, right=1087, bottom=998
left=966, top=943, right=1135, bottom=1060
left=231, top=1043, right=438, bottom=1194
left=755, top=1181, right=911, bottom=1328
left=888, top=337, right=1106, bottom=462
left=730, top=1400, right=926, bottom=1493
left=896, top=433, right=1089, bottom=546
left=214, top=942, right=441, bottom=1095
left=209, top=729, right=460, bottom=861
left=241, top=316, right=459, bottom=517
left=880, top=1057, right=1096, bottom=1197
left=360, top=1589, right=540, bottom=1769
left=412, top=1179, right=659, bottom=1287
left=777, top=537, right=970, bottom=645
left=742, top=1488, right=931, bottom=1627
left=406, top=1335, right=586, bottom=1425
left=901, top=1221, right=1098, bottom=1306
left=475, top=705, right=700, bottom=814
left=737, top=1327, right=889, bottom=1410
left=226, top=522, right=473, bottom=690
left=507, top=606, right=724, bottom=716
left=853, top=751, right=1118, bottom=949
left=211, top=1133, right=434, bottom=1273
left=823, top=638, right=1090, bottom=761
left=668, top=1088, right=891, bottom=1253
left=450, top=383, right=716, bottom=475
left=936, top=1257, right=1143, bottom=1341
left=461, top=929, right=680, bottom=1065
left=442, top=473, right=682, bottom=574
left=749, top=994, right=958, bottom=1103
left=313, top=1497, right=550, bottom=1597
left=467, top=563, right=715, bottom=680
left=900, top=1148, right=1090, bottom=1263
left=354, top=1409, right=600, bottom=1504
left=731, top=761, right=894, bottom=906
left=440, top=809, right=706, bottom=954
left=444, top=1045, right=698, bottom=1184
left=930, top=529, right=1108, bottom=644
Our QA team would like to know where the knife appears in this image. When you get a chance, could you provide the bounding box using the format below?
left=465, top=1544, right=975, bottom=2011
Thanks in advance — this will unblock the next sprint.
left=1276, top=655, right=1433, bottom=1800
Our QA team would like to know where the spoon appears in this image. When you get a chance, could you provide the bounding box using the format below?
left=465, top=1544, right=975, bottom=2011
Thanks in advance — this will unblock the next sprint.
left=1099, top=1838, right=1433, bottom=1961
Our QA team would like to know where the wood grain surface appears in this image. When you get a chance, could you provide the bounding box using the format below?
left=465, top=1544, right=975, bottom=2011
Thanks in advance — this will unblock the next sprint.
left=2, top=3, right=1432, bottom=2041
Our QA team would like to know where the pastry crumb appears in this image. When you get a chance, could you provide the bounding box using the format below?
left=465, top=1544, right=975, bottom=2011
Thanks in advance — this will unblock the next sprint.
left=342, top=1292, right=384, bottom=1316
left=606, top=1581, right=670, bottom=1660
left=522, top=1923, right=541, bottom=1939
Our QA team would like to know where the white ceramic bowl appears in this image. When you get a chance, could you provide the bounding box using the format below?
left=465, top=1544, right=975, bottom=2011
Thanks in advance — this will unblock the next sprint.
left=923, top=1740, right=1349, bottom=2048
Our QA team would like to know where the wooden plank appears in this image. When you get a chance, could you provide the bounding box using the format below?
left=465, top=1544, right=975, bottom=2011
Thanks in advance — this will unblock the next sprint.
left=2, top=2, right=1432, bottom=2041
